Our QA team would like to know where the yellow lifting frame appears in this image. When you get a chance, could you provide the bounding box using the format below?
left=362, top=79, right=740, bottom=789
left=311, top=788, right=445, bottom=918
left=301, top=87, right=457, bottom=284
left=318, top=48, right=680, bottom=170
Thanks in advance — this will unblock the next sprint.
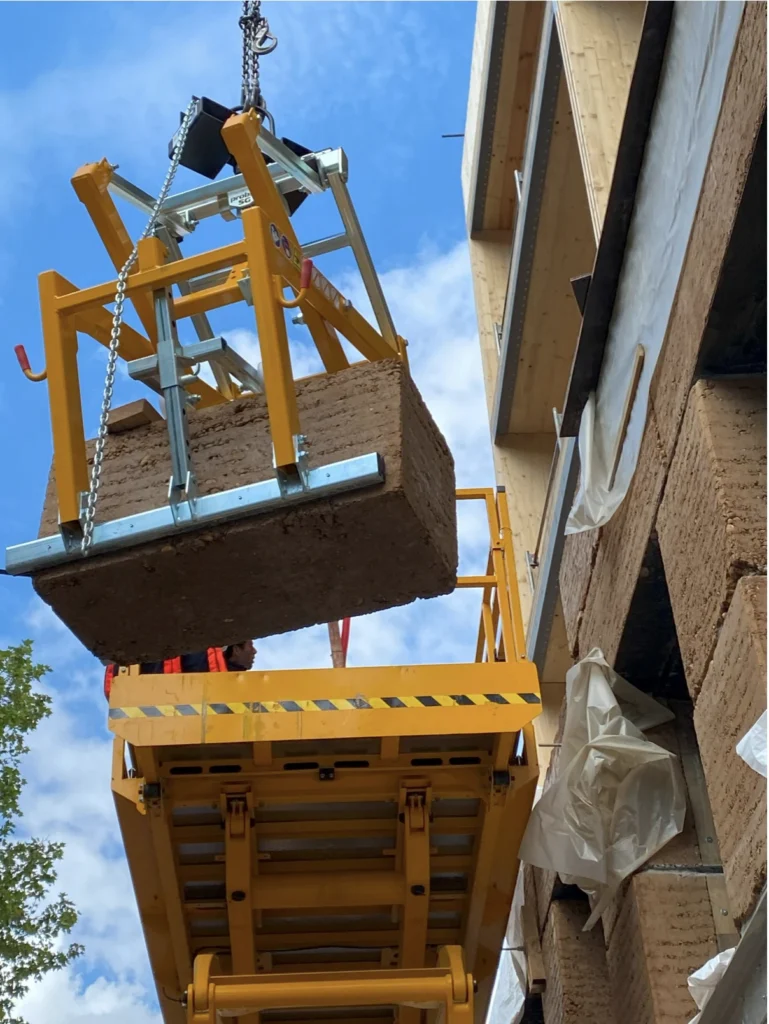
left=34, top=109, right=403, bottom=528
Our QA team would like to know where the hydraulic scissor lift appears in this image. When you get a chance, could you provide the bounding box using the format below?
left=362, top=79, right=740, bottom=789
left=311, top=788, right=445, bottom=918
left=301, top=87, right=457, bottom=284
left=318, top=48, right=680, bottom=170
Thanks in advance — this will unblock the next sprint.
left=108, top=489, right=540, bottom=1024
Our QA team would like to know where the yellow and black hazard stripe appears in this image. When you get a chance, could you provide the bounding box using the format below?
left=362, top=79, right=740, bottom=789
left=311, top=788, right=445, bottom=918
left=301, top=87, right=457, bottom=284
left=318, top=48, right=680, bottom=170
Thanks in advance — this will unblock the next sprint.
left=109, top=692, right=541, bottom=719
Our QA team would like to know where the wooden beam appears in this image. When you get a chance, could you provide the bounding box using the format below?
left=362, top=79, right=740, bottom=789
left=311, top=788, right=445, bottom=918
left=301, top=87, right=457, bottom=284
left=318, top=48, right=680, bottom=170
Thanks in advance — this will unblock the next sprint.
left=532, top=681, right=565, bottom=776
left=470, top=235, right=512, bottom=417
left=505, top=71, right=596, bottom=435
left=464, top=2, right=545, bottom=234
left=483, top=2, right=546, bottom=232
left=494, top=434, right=553, bottom=630
left=555, top=1, right=646, bottom=240
left=107, top=399, right=163, bottom=434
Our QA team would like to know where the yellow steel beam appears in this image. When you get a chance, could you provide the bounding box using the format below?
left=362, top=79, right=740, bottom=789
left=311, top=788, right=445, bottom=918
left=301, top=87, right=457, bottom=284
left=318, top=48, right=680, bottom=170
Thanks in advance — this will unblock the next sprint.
left=457, top=575, right=497, bottom=588
left=134, top=747, right=193, bottom=995
left=300, top=304, right=350, bottom=373
left=108, top=662, right=540, bottom=748
left=397, top=782, right=431, bottom=985
left=220, top=114, right=398, bottom=364
left=111, top=742, right=185, bottom=1024
left=241, top=205, right=300, bottom=468
left=161, top=766, right=487, bottom=805
left=269, top=235, right=399, bottom=363
left=172, top=275, right=244, bottom=320
left=187, top=949, right=473, bottom=1024
left=179, top=855, right=472, bottom=883
left=497, top=488, right=527, bottom=661
left=247, top=929, right=459, bottom=952
left=249, top=871, right=406, bottom=910
left=221, top=111, right=300, bottom=249
left=223, top=793, right=259, bottom=1024
left=172, top=816, right=478, bottom=843
left=55, top=240, right=248, bottom=316
left=464, top=732, right=538, bottom=1021
left=71, top=159, right=158, bottom=343
left=71, top=303, right=223, bottom=409
left=39, top=271, right=89, bottom=526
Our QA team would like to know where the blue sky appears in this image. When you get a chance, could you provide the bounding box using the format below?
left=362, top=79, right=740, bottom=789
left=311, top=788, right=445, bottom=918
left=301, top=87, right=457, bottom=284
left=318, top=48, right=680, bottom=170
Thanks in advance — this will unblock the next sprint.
left=0, top=3, right=495, bottom=1021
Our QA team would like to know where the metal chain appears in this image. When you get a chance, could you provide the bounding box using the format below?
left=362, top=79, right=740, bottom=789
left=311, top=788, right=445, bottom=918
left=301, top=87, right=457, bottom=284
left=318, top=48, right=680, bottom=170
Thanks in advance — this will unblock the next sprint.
left=239, top=0, right=277, bottom=120
left=80, top=100, right=197, bottom=555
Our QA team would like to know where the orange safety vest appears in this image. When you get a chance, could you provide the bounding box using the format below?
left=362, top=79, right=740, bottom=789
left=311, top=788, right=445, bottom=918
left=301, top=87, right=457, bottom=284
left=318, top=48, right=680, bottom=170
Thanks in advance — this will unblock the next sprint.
left=103, top=662, right=116, bottom=700
left=103, top=646, right=228, bottom=700
left=163, top=647, right=227, bottom=673
left=206, top=647, right=227, bottom=673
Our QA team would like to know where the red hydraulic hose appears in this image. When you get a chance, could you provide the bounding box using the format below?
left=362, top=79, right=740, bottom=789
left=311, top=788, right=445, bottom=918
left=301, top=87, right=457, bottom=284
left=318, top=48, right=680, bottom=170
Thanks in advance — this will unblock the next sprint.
left=340, top=618, right=351, bottom=662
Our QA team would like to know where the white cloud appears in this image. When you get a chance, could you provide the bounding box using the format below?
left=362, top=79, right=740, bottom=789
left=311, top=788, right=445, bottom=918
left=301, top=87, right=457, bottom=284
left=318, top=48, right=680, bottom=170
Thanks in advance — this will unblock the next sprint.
left=15, top=971, right=160, bottom=1024
left=0, top=2, right=449, bottom=204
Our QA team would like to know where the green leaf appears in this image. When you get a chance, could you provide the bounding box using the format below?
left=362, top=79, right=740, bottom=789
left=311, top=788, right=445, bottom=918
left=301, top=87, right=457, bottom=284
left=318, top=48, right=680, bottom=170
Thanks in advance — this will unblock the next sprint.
left=0, top=643, right=81, bottom=1022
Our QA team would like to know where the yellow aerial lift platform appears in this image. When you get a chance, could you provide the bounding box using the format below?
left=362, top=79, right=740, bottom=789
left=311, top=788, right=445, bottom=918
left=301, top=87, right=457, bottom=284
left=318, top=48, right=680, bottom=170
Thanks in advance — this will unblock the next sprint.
left=109, top=488, right=540, bottom=1024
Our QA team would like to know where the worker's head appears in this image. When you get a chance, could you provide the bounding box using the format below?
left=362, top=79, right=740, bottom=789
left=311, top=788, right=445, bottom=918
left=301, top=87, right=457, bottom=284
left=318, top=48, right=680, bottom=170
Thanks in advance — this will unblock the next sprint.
left=225, top=640, right=256, bottom=671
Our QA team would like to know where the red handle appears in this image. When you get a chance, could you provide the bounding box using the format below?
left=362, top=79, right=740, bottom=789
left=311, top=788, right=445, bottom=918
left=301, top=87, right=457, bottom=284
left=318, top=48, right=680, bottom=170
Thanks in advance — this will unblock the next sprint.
left=14, top=344, right=30, bottom=373
left=300, top=258, right=313, bottom=291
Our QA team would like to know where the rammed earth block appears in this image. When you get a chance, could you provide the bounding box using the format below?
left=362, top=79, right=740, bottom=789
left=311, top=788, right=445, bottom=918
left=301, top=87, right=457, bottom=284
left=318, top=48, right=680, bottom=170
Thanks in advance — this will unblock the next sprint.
left=658, top=377, right=766, bottom=696
left=695, top=575, right=767, bottom=926
left=606, top=872, right=718, bottom=1024
left=33, top=360, right=458, bottom=664
left=541, top=901, right=613, bottom=1024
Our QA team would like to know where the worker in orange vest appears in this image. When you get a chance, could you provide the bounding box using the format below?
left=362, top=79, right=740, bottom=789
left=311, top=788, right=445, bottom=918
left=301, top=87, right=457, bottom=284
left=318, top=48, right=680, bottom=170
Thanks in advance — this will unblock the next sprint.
left=103, top=641, right=256, bottom=699
left=146, top=641, right=257, bottom=675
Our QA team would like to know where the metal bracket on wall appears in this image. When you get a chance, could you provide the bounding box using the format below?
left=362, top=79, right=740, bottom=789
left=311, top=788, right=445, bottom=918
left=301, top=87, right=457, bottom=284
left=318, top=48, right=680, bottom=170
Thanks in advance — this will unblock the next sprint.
left=569, top=273, right=591, bottom=316
left=697, top=888, right=767, bottom=1024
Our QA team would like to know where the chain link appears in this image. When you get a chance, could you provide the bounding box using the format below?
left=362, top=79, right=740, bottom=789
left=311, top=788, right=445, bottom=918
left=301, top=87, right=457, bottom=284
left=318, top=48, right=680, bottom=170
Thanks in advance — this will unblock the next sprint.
left=239, top=0, right=277, bottom=120
left=80, top=100, right=197, bottom=555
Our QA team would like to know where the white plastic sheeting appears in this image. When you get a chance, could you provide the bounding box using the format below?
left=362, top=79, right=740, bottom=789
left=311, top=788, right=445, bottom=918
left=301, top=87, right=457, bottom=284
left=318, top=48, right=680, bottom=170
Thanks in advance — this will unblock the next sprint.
left=485, top=853, right=527, bottom=1024
left=566, top=1, right=745, bottom=533
left=486, top=951, right=526, bottom=1024
left=687, top=948, right=737, bottom=1024
left=518, top=649, right=686, bottom=928
left=737, top=710, right=768, bottom=778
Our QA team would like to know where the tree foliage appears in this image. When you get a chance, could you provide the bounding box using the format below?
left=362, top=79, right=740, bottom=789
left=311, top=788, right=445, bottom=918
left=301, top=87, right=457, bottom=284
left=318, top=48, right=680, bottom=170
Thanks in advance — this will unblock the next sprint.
left=0, top=641, right=82, bottom=1023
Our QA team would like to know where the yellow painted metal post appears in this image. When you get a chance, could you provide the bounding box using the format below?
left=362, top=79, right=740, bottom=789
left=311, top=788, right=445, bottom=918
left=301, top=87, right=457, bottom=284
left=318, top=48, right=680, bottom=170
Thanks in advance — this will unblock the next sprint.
left=39, top=271, right=89, bottom=527
left=133, top=747, right=193, bottom=995
left=221, top=111, right=300, bottom=249
left=241, top=205, right=300, bottom=469
left=398, top=784, right=431, bottom=966
left=300, top=304, right=350, bottom=373
left=497, top=489, right=527, bottom=662
left=71, top=159, right=158, bottom=344
left=397, top=783, right=431, bottom=1024
left=224, top=794, right=259, bottom=1024
left=483, top=492, right=518, bottom=666
left=468, top=753, right=538, bottom=1022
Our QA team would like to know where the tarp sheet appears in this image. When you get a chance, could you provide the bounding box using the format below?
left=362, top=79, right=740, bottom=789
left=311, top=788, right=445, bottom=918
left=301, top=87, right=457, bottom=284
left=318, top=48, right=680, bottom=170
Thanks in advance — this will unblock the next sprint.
left=519, top=649, right=686, bottom=927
